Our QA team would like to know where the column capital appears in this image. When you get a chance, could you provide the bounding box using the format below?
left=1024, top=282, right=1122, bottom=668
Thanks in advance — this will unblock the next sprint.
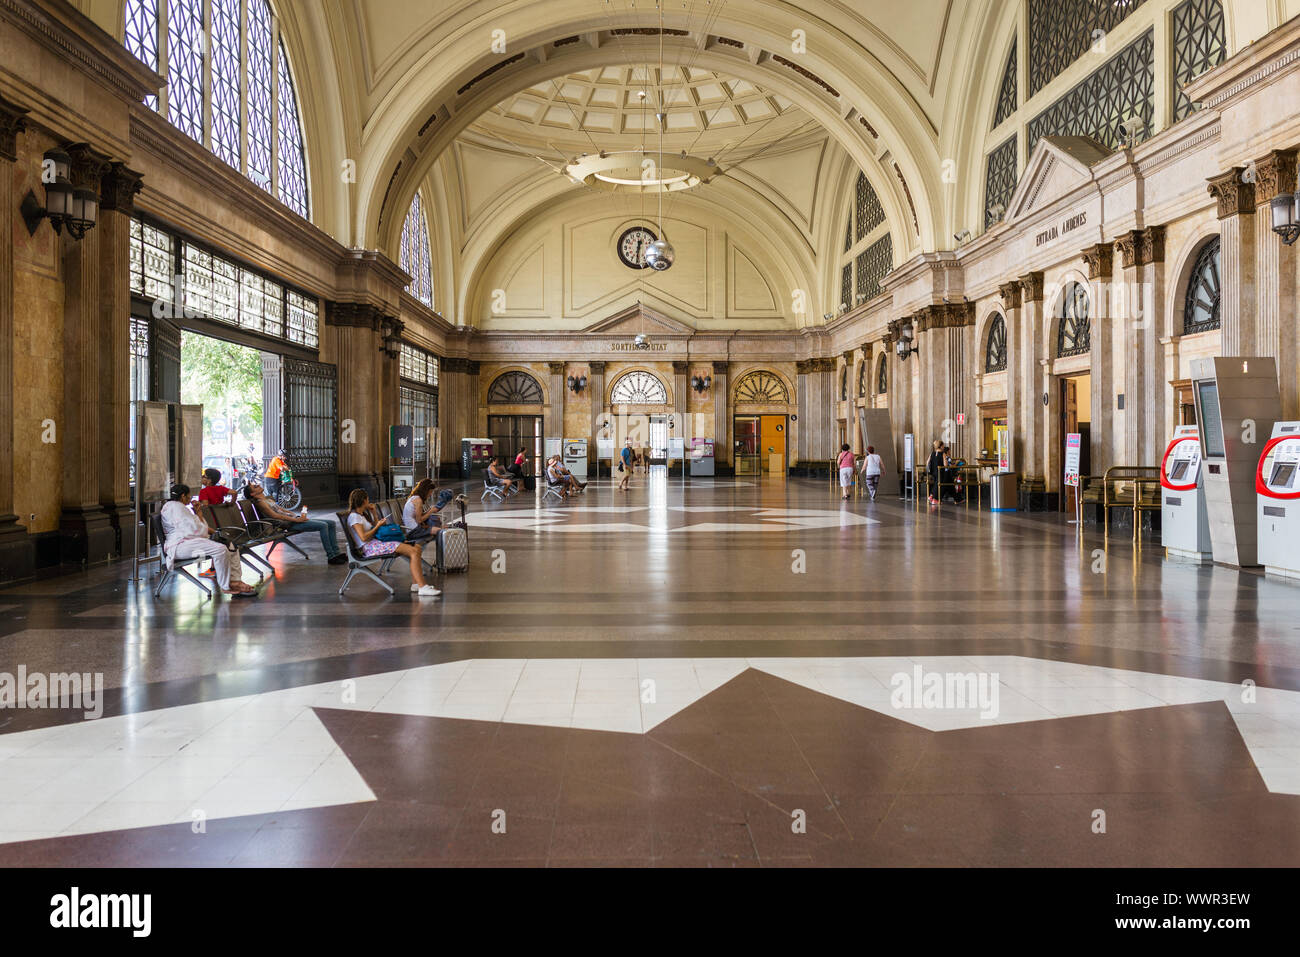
left=325, top=301, right=387, bottom=330
left=1018, top=271, right=1044, bottom=303
left=1115, top=226, right=1166, bottom=269
left=841, top=350, right=855, bottom=365
left=64, top=142, right=112, bottom=191
left=1253, top=149, right=1299, bottom=206
left=997, top=281, right=1022, bottom=309
left=711, top=360, right=729, bottom=375
left=860, top=342, right=872, bottom=360
left=0, top=93, right=29, bottom=162
left=1207, top=167, right=1256, bottom=219
left=100, top=162, right=145, bottom=213
left=1139, top=225, right=1166, bottom=266
left=588, top=360, right=606, bottom=375
left=548, top=361, right=566, bottom=376
left=1081, top=242, right=1114, bottom=278
left=672, top=360, right=689, bottom=374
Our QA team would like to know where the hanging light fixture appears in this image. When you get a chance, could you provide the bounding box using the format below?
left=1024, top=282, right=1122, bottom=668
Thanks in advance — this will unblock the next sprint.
left=643, top=15, right=676, bottom=273
left=21, top=147, right=99, bottom=240
left=1271, top=192, right=1300, bottom=245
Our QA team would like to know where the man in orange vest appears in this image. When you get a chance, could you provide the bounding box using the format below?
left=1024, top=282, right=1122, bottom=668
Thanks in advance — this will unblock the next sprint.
left=264, top=448, right=288, bottom=500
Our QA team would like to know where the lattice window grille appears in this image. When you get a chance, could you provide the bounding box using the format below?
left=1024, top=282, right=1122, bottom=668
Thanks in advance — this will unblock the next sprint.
left=1182, top=237, right=1221, bottom=335
left=984, top=135, right=1018, bottom=230
left=610, top=371, right=668, bottom=405
left=1172, top=0, right=1227, bottom=122
left=1027, top=0, right=1149, bottom=98
left=735, top=371, right=790, bottom=404
left=995, top=38, right=1018, bottom=127
left=855, top=234, right=893, bottom=304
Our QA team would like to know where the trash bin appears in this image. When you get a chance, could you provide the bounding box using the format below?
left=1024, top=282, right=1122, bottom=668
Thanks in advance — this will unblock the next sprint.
left=990, top=472, right=1018, bottom=511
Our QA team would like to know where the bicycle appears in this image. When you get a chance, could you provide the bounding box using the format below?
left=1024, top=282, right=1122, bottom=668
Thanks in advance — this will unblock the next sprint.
left=274, top=466, right=302, bottom=510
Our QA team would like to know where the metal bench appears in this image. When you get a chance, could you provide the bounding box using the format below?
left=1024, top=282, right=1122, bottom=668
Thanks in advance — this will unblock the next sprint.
left=150, top=514, right=212, bottom=598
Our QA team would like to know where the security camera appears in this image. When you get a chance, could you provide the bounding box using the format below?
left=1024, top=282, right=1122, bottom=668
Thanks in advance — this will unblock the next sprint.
left=954, top=229, right=972, bottom=244
left=987, top=202, right=1006, bottom=220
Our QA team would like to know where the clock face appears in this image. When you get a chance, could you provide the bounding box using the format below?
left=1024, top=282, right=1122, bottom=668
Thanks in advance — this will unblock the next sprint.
left=617, top=227, right=657, bottom=269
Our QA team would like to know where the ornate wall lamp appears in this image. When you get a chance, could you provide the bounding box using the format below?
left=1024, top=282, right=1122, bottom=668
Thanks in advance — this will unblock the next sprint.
left=378, top=317, right=403, bottom=359
left=690, top=373, right=712, bottom=394
left=1271, top=191, right=1300, bottom=245
left=21, top=147, right=99, bottom=239
left=567, top=374, right=588, bottom=393
left=894, top=319, right=918, bottom=361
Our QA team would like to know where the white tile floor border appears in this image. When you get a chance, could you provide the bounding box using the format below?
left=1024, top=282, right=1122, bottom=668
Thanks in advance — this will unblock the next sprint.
left=0, top=655, right=1296, bottom=845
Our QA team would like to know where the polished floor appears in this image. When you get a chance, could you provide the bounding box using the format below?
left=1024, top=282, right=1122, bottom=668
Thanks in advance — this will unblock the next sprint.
left=0, top=471, right=1297, bottom=866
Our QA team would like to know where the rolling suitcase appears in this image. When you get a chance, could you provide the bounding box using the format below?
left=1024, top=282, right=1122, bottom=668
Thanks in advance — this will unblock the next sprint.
left=437, top=526, right=469, bottom=572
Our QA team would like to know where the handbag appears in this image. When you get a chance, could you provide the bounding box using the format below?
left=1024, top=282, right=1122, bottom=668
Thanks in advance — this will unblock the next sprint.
left=375, top=522, right=405, bottom=542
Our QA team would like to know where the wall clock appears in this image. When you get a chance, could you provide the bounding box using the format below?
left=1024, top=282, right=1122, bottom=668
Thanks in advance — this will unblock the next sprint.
left=617, top=227, right=657, bottom=269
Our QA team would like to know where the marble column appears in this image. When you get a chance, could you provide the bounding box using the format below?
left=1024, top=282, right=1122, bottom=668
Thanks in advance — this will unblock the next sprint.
left=1208, top=167, right=1256, bottom=357
left=327, top=302, right=386, bottom=499
left=997, top=281, right=1021, bottom=471
left=588, top=360, right=606, bottom=460
left=796, top=358, right=836, bottom=472
left=1017, top=272, right=1045, bottom=483
left=1140, top=228, right=1167, bottom=465
left=711, top=360, right=729, bottom=472
left=672, top=360, right=688, bottom=471
left=1253, top=150, right=1298, bottom=416
left=98, top=162, right=144, bottom=539
left=547, top=361, right=565, bottom=442
left=0, top=95, right=31, bottom=580
left=59, top=144, right=114, bottom=565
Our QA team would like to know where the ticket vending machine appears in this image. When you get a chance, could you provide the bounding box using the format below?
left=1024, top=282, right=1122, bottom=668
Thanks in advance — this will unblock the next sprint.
left=563, top=438, right=588, bottom=481
left=1257, top=422, right=1300, bottom=578
left=1161, top=425, right=1210, bottom=563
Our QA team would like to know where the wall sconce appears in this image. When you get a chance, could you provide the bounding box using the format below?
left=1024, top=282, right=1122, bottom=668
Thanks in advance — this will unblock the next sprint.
left=379, top=320, right=401, bottom=359
left=567, top=374, right=588, bottom=393
left=691, top=374, right=712, bottom=394
left=21, top=148, right=99, bottom=240
left=1271, top=192, right=1300, bottom=245
left=895, top=320, right=918, bottom=361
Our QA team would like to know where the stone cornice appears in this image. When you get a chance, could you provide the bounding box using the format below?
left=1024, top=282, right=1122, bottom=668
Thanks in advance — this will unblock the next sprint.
left=1081, top=242, right=1113, bottom=279
left=0, top=92, right=29, bottom=162
left=1207, top=168, right=1256, bottom=219
left=325, top=302, right=389, bottom=331
left=0, top=0, right=161, bottom=106
left=1254, top=149, right=1299, bottom=206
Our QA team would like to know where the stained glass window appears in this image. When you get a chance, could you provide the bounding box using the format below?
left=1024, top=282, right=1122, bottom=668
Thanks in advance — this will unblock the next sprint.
left=286, top=291, right=319, bottom=349
left=124, top=0, right=158, bottom=110
left=984, top=135, right=1017, bottom=230
left=994, top=39, right=1017, bottom=127
left=1182, top=237, right=1220, bottom=335
left=1028, top=0, right=1148, bottom=98
left=855, top=234, right=893, bottom=304
left=129, top=218, right=176, bottom=302
left=1055, top=282, right=1091, bottom=357
left=123, top=0, right=310, bottom=217
left=1172, top=0, right=1227, bottom=122
left=1027, top=30, right=1154, bottom=154
left=166, top=0, right=204, bottom=142
left=488, top=372, right=545, bottom=405
left=985, top=314, right=1008, bottom=372
left=735, top=371, right=790, bottom=404
left=277, top=39, right=310, bottom=218
left=400, top=345, right=439, bottom=386
left=400, top=193, right=434, bottom=307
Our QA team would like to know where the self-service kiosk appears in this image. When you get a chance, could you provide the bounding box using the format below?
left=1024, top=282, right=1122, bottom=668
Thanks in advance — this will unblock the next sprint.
left=1257, top=422, right=1300, bottom=578
left=563, top=438, right=588, bottom=481
left=1161, top=425, right=1210, bottom=563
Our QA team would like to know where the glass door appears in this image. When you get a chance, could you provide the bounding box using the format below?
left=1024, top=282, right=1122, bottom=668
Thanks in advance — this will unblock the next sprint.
left=649, top=415, right=668, bottom=466
left=487, top=415, right=543, bottom=476
left=733, top=415, right=760, bottom=475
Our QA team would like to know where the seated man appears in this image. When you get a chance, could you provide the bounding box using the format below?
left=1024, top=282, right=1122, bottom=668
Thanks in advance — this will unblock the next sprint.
left=198, top=467, right=234, bottom=506
left=243, top=482, right=348, bottom=565
left=547, top=455, right=585, bottom=493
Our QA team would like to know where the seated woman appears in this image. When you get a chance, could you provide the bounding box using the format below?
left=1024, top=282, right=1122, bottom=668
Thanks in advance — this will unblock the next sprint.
left=159, top=484, right=254, bottom=596
left=244, top=482, right=348, bottom=565
left=346, top=489, right=440, bottom=597
left=401, top=478, right=443, bottom=539
left=487, top=457, right=517, bottom=494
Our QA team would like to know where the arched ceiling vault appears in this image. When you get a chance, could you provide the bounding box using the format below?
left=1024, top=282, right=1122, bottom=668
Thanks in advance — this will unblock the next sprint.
left=346, top=5, right=952, bottom=257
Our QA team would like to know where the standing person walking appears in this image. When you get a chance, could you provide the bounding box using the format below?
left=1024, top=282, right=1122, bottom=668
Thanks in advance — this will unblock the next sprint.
left=837, top=444, right=856, bottom=500
left=861, top=445, right=884, bottom=501
left=926, top=439, right=944, bottom=506
left=617, top=439, right=634, bottom=491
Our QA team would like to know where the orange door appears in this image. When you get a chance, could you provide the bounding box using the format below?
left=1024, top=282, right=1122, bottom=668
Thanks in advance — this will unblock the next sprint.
left=760, top=416, right=786, bottom=472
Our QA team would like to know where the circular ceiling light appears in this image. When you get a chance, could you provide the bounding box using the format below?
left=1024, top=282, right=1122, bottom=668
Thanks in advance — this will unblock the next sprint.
left=566, top=151, right=719, bottom=195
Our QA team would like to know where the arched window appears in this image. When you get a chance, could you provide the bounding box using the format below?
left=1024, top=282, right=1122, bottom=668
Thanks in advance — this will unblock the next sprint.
left=735, top=371, right=790, bottom=404
left=1182, top=237, right=1221, bottom=336
left=400, top=192, right=433, bottom=307
left=840, top=366, right=848, bottom=401
left=610, top=371, right=668, bottom=405
left=857, top=361, right=867, bottom=397
left=487, top=371, right=543, bottom=405
left=124, top=0, right=310, bottom=218
left=876, top=353, right=888, bottom=395
left=1055, top=282, right=1091, bottom=357
left=985, top=314, right=1008, bottom=372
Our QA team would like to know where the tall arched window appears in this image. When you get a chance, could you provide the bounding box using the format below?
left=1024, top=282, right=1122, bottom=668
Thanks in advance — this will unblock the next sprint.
left=487, top=372, right=543, bottom=405
left=400, top=193, right=434, bottom=307
left=1182, top=237, right=1221, bottom=335
left=985, top=314, right=1008, bottom=372
left=876, top=353, right=888, bottom=395
left=124, top=0, right=310, bottom=218
left=839, top=366, right=848, bottom=401
left=735, top=371, right=790, bottom=404
left=1055, top=282, right=1091, bottom=357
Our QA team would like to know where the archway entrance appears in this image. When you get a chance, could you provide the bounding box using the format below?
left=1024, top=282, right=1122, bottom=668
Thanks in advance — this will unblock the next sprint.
left=1058, top=372, right=1091, bottom=513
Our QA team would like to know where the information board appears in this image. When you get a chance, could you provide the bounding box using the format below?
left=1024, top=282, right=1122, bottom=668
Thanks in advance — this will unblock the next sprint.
left=1197, top=381, right=1226, bottom=457
left=1064, top=432, right=1081, bottom=487
left=995, top=425, right=1010, bottom=471
left=903, top=433, right=914, bottom=472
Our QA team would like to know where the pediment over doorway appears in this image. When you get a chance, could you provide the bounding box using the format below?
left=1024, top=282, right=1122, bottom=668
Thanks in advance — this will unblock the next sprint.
left=1005, top=136, right=1112, bottom=222
left=581, top=303, right=696, bottom=338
